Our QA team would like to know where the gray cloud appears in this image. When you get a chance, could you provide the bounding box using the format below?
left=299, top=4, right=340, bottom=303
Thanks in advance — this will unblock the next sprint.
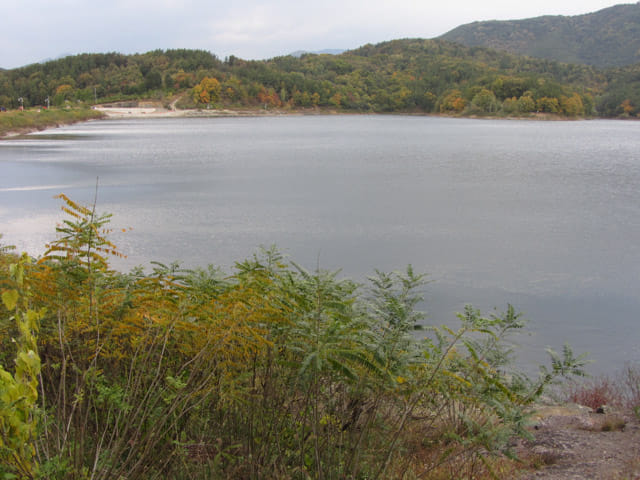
left=0, top=0, right=620, bottom=68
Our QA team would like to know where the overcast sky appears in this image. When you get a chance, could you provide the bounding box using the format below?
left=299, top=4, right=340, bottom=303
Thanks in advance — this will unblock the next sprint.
left=1, top=0, right=626, bottom=69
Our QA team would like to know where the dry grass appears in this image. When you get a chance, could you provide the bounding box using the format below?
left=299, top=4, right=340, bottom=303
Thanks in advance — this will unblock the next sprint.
left=0, top=107, right=104, bottom=137
left=599, top=415, right=627, bottom=432
left=391, top=410, right=528, bottom=480
left=398, top=447, right=523, bottom=480
left=524, top=450, right=561, bottom=469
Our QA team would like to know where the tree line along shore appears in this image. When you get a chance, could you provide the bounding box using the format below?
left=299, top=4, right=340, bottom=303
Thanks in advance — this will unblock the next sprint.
left=1, top=40, right=639, bottom=126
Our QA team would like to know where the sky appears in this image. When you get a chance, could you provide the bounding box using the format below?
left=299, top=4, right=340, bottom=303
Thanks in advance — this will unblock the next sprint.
left=1, top=0, right=627, bottom=69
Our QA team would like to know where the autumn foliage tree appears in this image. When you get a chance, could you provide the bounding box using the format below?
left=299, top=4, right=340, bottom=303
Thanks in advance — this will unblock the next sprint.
left=620, top=98, right=634, bottom=116
left=192, top=76, right=221, bottom=105
left=439, top=89, right=466, bottom=113
left=560, top=93, right=585, bottom=116
left=256, top=86, right=282, bottom=107
left=536, top=96, right=561, bottom=113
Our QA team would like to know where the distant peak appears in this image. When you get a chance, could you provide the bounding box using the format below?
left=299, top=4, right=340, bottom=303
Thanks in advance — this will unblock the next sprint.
left=288, top=49, right=345, bottom=58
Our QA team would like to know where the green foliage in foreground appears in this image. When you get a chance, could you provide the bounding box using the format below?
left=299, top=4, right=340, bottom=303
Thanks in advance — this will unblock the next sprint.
left=0, top=254, right=44, bottom=479
left=0, top=196, right=587, bottom=479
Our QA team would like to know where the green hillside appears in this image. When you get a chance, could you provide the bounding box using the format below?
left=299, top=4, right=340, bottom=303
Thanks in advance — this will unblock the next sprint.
left=0, top=39, right=637, bottom=118
left=440, top=3, right=640, bottom=68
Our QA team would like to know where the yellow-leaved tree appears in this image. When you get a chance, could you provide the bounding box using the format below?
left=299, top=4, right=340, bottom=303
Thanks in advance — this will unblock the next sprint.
left=192, top=76, right=221, bottom=105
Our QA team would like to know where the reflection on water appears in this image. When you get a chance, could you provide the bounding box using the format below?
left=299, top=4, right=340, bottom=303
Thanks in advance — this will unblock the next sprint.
left=1, top=115, right=639, bottom=373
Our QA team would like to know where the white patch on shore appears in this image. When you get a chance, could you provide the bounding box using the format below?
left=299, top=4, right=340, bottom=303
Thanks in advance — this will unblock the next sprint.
left=0, top=185, right=73, bottom=192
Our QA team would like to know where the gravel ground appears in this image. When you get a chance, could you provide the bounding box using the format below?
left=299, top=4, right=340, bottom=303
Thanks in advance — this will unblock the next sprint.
left=517, top=404, right=640, bottom=479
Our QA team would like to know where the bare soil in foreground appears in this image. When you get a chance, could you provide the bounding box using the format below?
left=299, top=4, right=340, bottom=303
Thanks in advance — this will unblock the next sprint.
left=516, top=404, right=640, bottom=479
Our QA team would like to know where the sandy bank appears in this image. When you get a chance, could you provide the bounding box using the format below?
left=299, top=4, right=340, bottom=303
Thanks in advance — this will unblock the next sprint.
left=93, top=106, right=299, bottom=118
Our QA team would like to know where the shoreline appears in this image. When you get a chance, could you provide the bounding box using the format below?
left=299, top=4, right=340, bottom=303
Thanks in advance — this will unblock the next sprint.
left=0, top=106, right=609, bottom=139
left=0, top=109, right=106, bottom=139
left=92, top=105, right=586, bottom=121
left=92, top=105, right=345, bottom=119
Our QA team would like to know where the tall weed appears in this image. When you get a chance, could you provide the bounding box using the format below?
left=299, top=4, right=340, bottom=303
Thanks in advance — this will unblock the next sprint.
left=0, top=196, right=588, bottom=479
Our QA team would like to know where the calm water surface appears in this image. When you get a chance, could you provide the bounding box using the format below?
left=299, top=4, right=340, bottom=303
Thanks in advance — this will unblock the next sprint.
left=1, top=115, right=639, bottom=373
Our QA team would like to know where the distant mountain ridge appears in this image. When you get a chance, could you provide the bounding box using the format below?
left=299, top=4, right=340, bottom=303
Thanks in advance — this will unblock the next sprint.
left=289, top=49, right=345, bottom=57
left=439, top=2, right=640, bottom=67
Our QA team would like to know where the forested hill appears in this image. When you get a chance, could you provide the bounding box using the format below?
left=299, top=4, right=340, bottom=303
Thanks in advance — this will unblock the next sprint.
left=439, top=3, right=640, bottom=68
left=0, top=39, right=638, bottom=118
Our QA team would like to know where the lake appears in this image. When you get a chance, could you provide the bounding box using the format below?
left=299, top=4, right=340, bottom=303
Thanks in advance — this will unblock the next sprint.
left=1, top=115, right=639, bottom=374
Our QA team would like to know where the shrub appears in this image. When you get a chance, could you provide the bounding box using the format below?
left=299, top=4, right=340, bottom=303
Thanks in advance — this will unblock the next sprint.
left=0, top=195, right=588, bottom=479
left=564, top=362, right=640, bottom=411
left=565, top=376, right=622, bottom=410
